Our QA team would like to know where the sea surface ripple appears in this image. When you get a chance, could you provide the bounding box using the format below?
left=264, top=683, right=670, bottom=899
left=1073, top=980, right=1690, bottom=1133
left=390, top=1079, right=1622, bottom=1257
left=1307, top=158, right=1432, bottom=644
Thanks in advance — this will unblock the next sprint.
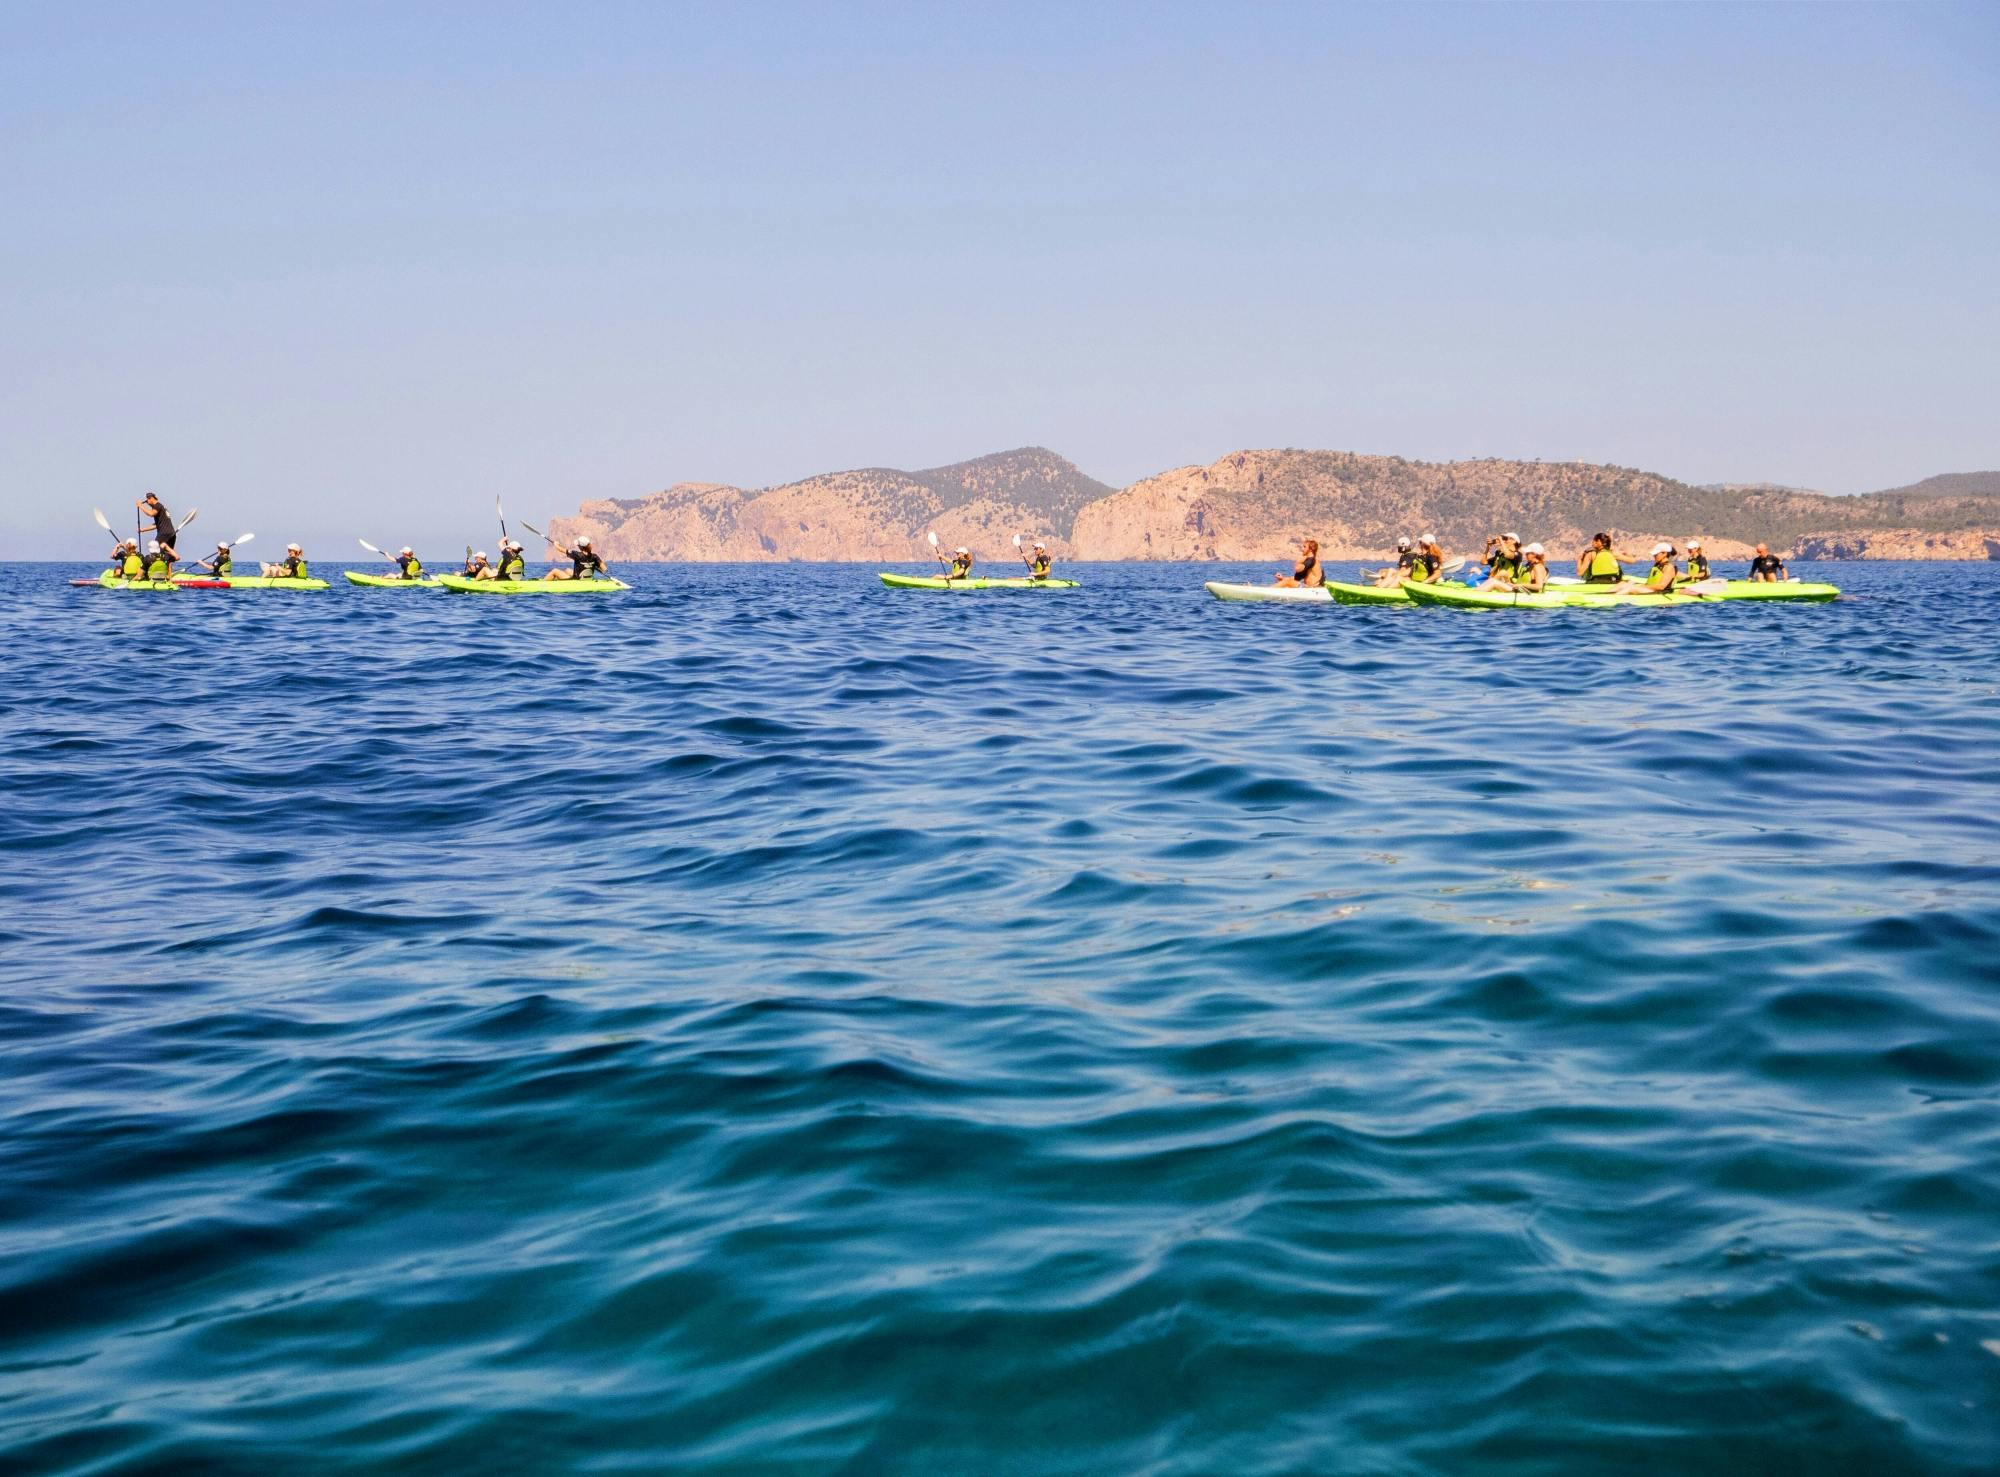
left=2, top=559, right=1997, bottom=1475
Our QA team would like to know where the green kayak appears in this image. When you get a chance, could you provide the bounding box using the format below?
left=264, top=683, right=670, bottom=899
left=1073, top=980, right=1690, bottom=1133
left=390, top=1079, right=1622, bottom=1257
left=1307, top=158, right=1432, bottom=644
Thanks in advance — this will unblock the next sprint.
left=879, top=573, right=1080, bottom=590
left=1707, top=580, right=1840, bottom=601
left=344, top=570, right=443, bottom=587
left=436, top=575, right=629, bottom=595
left=96, top=574, right=190, bottom=591
left=165, top=572, right=329, bottom=590
left=1326, top=580, right=1412, bottom=606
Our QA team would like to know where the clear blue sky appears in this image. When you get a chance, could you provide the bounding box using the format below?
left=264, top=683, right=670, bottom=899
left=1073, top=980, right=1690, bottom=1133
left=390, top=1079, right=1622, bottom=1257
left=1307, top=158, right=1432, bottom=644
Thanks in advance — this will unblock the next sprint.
left=4, top=1, right=1995, bottom=557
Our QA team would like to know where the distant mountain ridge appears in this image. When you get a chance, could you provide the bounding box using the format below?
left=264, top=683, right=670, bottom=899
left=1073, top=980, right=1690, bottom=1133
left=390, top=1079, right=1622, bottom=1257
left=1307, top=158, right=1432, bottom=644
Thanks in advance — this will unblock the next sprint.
left=550, top=450, right=2000, bottom=562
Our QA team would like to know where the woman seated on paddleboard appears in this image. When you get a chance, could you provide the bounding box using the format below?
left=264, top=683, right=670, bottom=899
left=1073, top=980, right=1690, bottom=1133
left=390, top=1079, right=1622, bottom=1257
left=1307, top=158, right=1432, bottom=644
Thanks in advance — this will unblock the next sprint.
left=263, top=543, right=309, bottom=579
left=544, top=535, right=607, bottom=581
left=945, top=546, right=973, bottom=579
left=1608, top=543, right=1680, bottom=595
left=1027, top=541, right=1054, bottom=579
left=1273, top=538, right=1324, bottom=587
left=1576, top=532, right=1640, bottom=584
left=195, top=540, right=234, bottom=577
left=1684, top=539, right=1710, bottom=581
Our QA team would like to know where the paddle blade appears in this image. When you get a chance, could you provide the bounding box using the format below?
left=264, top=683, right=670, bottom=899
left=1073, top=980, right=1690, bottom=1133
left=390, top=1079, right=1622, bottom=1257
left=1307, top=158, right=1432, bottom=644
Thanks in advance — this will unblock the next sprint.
left=92, top=507, right=114, bottom=533
left=178, top=507, right=198, bottom=531
left=1440, top=556, right=1467, bottom=574
left=358, top=538, right=383, bottom=554
left=234, top=532, right=255, bottom=546
left=926, top=531, right=939, bottom=547
left=1012, top=533, right=1022, bottom=548
left=1684, top=578, right=1727, bottom=595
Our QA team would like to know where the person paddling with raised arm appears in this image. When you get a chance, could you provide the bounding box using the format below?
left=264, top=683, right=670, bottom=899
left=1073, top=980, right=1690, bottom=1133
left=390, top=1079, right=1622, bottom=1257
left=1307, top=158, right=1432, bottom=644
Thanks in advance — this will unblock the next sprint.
left=1272, top=537, right=1325, bottom=588
left=543, top=534, right=607, bottom=581
left=494, top=540, right=527, bottom=580
left=1609, top=542, right=1681, bottom=596
left=1747, top=543, right=1789, bottom=582
left=111, top=539, right=144, bottom=579
left=1025, top=541, right=1054, bottom=580
left=943, top=546, right=973, bottom=580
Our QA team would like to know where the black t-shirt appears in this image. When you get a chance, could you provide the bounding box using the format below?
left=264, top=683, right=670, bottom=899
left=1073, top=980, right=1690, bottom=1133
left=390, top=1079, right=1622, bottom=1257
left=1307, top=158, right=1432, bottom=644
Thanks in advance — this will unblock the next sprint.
left=397, top=555, right=421, bottom=577
left=570, top=549, right=604, bottom=575
left=1749, top=553, right=1786, bottom=578
left=147, top=503, right=176, bottom=544
left=1396, top=549, right=1416, bottom=571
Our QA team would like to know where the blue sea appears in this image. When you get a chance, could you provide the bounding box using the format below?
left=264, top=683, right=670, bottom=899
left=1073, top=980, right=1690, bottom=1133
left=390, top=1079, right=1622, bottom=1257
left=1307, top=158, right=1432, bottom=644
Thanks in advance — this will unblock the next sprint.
left=2, top=559, right=1997, bottom=1475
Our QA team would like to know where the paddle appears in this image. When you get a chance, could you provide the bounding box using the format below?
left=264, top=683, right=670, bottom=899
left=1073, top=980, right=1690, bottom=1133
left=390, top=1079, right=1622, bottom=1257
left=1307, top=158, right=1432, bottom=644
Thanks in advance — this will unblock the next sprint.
left=496, top=496, right=509, bottom=542
left=925, top=530, right=955, bottom=578
left=1012, top=532, right=1034, bottom=572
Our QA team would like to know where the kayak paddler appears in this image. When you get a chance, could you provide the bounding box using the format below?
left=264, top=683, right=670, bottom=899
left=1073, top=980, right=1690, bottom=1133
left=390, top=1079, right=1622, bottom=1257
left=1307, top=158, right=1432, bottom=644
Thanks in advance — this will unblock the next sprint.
left=1748, top=543, right=1789, bottom=582
left=141, top=539, right=175, bottom=580
left=1273, top=537, right=1324, bottom=588
left=944, top=546, right=973, bottom=580
left=195, top=540, right=235, bottom=577
left=467, top=550, right=495, bottom=579
left=111, top=539, right=143, bottom=579
left=495, top=539, right=527, bottom=580
left=543, top=534, right=606, bottom=581
left=1491, top=542, right=1550, bottom=593
left=1026, top=541, right=1054, bottom=580
left=262, top=543, right=309, bottom=579
left=137, top=492, right=178, bottom=558
left=1684, top=539, right=1710, bottom=581
left=1576, top=531, right=1640, bottom=584
left=1372, top=536, right=1419, bottom=589
left=391, top=546, right=424, bottom=580
left=1608, top=542, right=1680, bottom=596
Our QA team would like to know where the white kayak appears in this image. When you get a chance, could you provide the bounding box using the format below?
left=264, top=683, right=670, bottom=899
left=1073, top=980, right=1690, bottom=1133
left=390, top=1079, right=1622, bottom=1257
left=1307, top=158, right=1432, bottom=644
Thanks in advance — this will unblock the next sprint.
left=1204, top=582, right=1335, bottom=603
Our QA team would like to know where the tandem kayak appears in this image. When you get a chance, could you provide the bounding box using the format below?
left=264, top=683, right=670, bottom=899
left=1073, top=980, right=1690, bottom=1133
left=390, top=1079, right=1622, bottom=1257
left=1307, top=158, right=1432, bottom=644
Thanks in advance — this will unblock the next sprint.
left=879, top=573, right=1080, bottom=591
left=435, top=575, right=629, bottom=594
left=94, top=574, right=229, bottom=590
left=163, top=572, right=330, bottom=590
left=344, top=570, right=443, bottom=588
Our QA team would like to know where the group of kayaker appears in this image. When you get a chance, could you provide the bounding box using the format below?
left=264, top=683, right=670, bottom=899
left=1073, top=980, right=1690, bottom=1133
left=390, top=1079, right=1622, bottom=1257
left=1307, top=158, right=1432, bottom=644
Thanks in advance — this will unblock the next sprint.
left=937, top=541, right=1056, bottom=580
left=442, top=536, right=608, bottom=582
left=1272, top=529, right=1793, bottom=593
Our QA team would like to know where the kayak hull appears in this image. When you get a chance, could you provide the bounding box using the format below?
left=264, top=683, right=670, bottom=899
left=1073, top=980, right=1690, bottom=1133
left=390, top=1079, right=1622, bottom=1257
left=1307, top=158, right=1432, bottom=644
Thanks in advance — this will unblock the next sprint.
left=1406, top=579, right=1838, bottom=609
left=1326, top=580, right=1413, bottom=606
left=95, top=574, right=217, bottom=590
left=879, top=573, right=1080, bottom=590
left=344, top=570, right=443, bottom=587
left=165, top=573, right=330, bottom=590
left=436, top=575, right=629, bottom=594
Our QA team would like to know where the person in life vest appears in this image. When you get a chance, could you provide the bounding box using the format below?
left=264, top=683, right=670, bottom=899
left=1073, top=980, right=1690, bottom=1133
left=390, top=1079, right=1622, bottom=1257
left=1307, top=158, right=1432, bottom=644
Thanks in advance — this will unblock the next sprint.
left=110, top=539, right=144, bottom=579
left=1747, top=543, right=1790, bottom=582
left=263, top=543, right=309, bottom=578
left=1372, top=536, right=1418, bottom=588
left=1610, top=542, right=1681, bottom=596
left=543, top=534, right=607, bottom=581
left=141, top=539, right=175, bottom=580
left=494, top=540, right=527, bottom=580
left=137, top=492, right=178, bottom=558
left=1477, top=532, right=1526, bottom=588
left=390, top=546, right=424, bottom=580
left=466, top=551, right=496, bottom=579
left=1273, top=537, right=1324, bottom=588
left=195, top=540, right=235, bottom=577
left=1683, top=539, right=1710, bottom=581
left=944, top=546, right=973, bottom=580
left=1026, top=541, right=1054, bottom=580
left=1491, top=541, right=1550, bottom=593
left=1575, top=531, right=1644, bottom=583
left=1406, top=534, right=1447, bottom=584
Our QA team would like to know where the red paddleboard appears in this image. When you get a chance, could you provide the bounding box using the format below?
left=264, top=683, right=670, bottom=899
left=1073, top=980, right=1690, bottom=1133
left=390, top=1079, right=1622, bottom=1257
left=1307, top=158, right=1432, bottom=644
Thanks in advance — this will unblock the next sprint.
left=179, top=580, right=230, bottom=589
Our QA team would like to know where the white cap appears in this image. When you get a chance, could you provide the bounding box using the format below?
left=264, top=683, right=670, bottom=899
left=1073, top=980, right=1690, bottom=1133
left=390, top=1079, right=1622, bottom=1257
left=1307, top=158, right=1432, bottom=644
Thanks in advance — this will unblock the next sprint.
left=399, top=545, right=413, bottom=555
left=1033, top=541, right=1045, bottom=549
left=475, top=550, right=488, bottom=560
left=1502, top=531, right=1519, bottom=542
left=1687, top=538, right=1702, bottom=548
left=287, top=542, right=302, bottom=552
left=1652, top=542, right=1673, bottom=555
left=1524, top=542, right=1545, bottom=556
left=954, top=546, right=969, bottom=554
left=577, top=535, right=591, bottom=546
left=1418, top=532, right=1437, bottom=545
left=147, top=539, right=161, bottom=551
left=1396, top=536, right=1412, bottom=549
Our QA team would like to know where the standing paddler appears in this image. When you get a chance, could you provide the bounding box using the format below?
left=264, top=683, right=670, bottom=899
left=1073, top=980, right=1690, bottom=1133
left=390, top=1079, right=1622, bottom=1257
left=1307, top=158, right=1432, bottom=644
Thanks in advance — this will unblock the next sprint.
left=137, top=492, right=178, bottom=559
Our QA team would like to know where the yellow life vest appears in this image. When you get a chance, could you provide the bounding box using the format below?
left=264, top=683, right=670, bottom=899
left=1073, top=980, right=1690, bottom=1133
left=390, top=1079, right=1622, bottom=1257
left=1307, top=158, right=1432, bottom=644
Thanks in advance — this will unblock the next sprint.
left=1587, top=550, right=1622, bottom=580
